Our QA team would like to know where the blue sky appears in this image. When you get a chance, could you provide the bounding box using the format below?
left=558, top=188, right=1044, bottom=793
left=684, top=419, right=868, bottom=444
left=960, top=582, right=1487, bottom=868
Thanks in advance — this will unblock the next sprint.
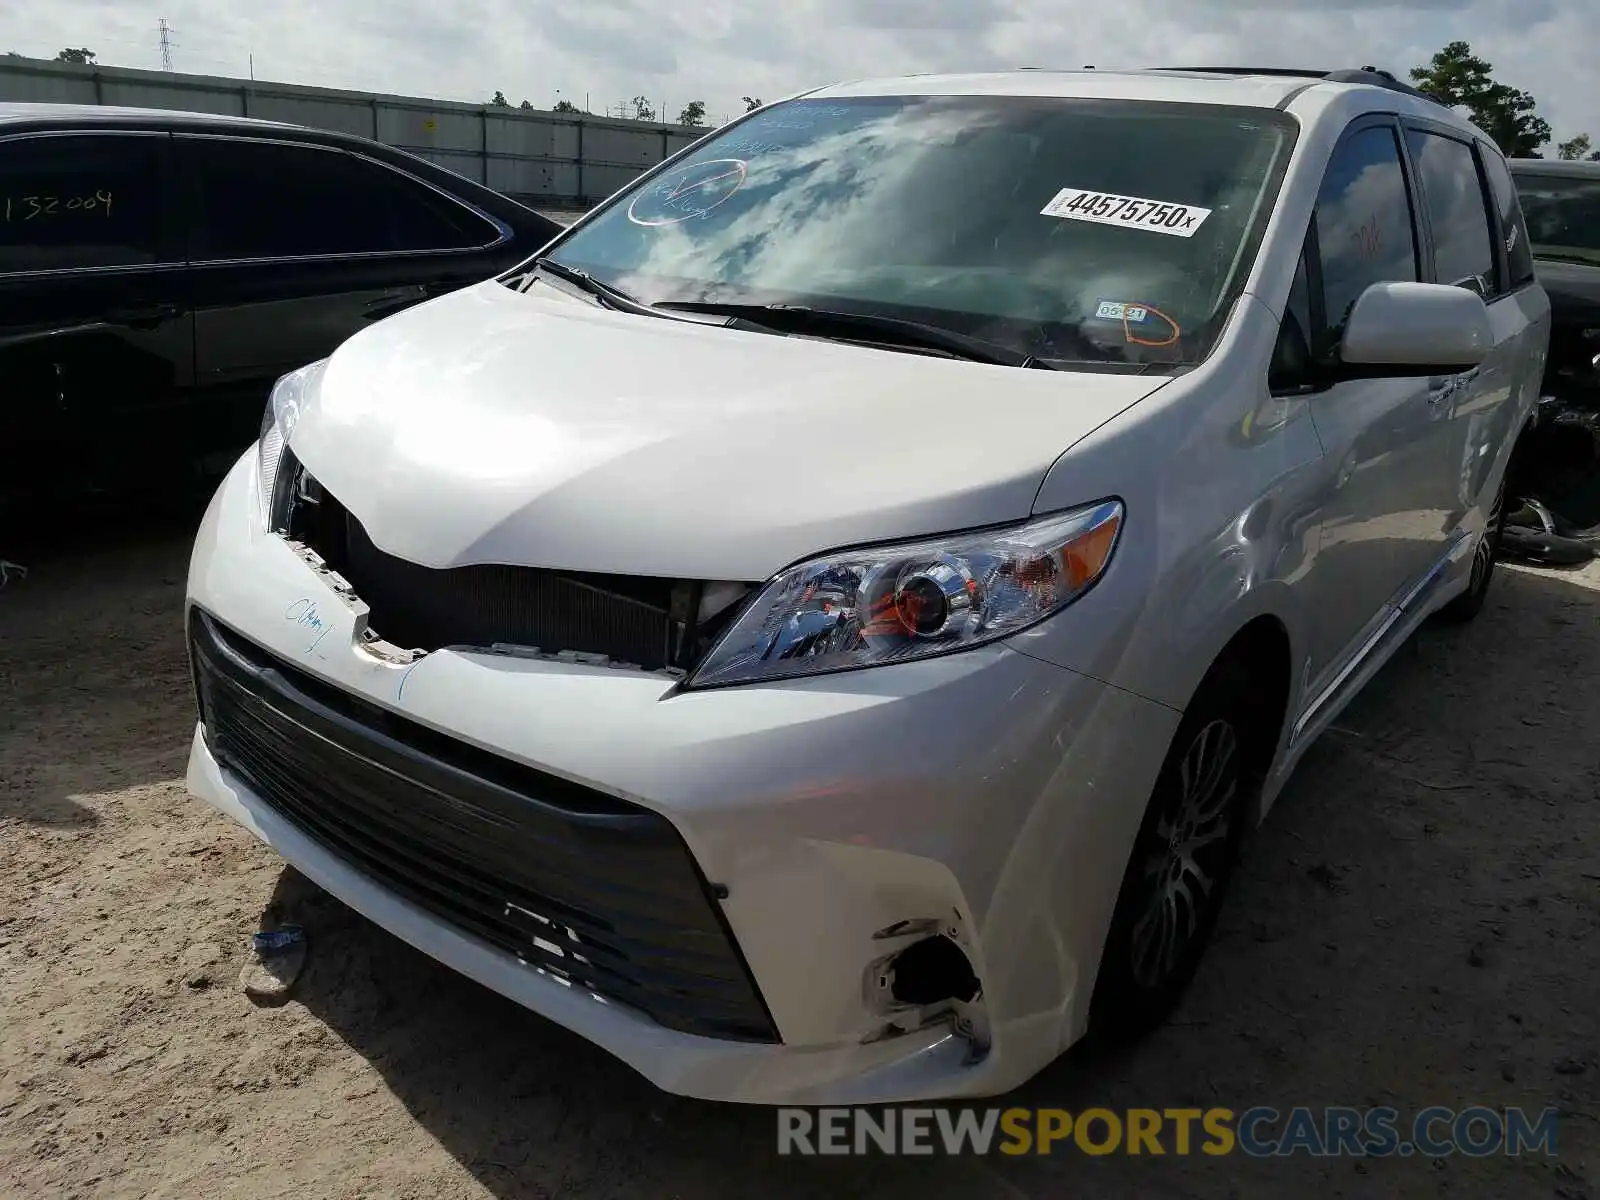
left=2, top=0, right=1592, bottom=145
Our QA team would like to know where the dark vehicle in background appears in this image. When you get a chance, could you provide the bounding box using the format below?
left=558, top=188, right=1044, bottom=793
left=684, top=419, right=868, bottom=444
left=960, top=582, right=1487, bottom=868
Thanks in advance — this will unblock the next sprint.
left=1504, top=159, right=1600, bottom=560
left=0, top=103, right=562, bottom=525
left=1513, top=159, right=1600, bottom=398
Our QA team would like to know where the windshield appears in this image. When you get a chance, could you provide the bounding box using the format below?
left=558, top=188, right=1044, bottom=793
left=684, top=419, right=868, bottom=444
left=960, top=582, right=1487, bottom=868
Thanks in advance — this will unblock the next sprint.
left=1514, top=171, right=1600, bottom=265
left=537, top=96, right=1297, bottom=370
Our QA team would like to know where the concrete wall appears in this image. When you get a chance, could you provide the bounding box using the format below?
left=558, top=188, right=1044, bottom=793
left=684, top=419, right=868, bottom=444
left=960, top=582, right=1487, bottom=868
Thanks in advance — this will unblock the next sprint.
left=0, top=56, right=709, bottom=207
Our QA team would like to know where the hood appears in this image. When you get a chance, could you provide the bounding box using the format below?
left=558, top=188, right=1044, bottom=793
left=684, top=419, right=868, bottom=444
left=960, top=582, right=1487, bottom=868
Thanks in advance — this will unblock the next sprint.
left=288, top=280, right=1166, bottom=580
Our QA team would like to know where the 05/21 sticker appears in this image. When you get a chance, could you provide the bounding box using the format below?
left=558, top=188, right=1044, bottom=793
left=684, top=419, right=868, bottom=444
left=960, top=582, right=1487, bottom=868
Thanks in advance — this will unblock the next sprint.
left=1095, top=301, right=1149, bottom=323
left=1041, top=187, right=1212, bottom=238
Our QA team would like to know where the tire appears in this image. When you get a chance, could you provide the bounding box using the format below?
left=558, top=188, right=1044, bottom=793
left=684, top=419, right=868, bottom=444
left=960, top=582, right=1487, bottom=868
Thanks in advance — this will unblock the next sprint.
left=1087, top=660, right=1260, bottom=1046
left=1436, top=474, right=1507, bottom=624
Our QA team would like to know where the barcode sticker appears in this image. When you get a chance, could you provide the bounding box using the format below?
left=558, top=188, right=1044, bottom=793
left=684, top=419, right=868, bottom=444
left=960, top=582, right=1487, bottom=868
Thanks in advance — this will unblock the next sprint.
left=1041, top=187, right=1212, bottom=238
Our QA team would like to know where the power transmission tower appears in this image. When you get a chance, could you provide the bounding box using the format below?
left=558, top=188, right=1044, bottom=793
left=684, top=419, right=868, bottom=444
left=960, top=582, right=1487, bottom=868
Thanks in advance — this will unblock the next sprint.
left=157, top=18, right=176, bottom=72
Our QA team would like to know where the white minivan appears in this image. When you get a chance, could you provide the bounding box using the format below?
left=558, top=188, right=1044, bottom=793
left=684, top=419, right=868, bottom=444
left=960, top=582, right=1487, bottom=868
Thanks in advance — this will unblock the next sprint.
left=185, top=66, right=1549, bottom=1104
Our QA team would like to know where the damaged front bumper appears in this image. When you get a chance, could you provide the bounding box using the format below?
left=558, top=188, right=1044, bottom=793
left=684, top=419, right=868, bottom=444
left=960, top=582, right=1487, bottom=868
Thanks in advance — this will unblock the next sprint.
left=184, top=451, right=1180, bottom=1104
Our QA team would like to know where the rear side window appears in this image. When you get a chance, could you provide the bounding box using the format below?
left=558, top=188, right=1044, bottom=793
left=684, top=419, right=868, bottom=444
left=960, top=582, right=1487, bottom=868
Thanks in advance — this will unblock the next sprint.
left=1482, top=150, right=1537, bottom=286
left=1313, top=125, right=1419, bottom=360
left=186, top=138, right=500, bottom=261
left=1405, top=129, right=1497, bottom=296
left=0, top=133, right=165, bottom=274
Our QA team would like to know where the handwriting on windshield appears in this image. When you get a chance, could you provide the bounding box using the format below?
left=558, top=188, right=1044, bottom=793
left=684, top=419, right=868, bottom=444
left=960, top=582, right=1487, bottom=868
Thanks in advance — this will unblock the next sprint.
left=3, top=191, right=115, bottom=221
left=1122, top=303, right=1181, bottom=348
left=712, top=135, right=790, bottom=158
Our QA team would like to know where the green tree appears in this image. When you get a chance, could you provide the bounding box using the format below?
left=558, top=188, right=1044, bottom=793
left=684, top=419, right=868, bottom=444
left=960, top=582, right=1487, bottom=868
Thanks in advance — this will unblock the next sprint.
left=678, top=100, right=706, bottom=127
left=518, top=99, right=533, bottom=110
left=630, top=95, right=655, bottom=121
left=488, top=89, right=510, bottom=107
left=553, top=99, right=581, bottom=114
left=741, top=95, right=762, bottom=112
left=54, top=47, right=96, bottom=65
left=1409, top=41, right=1550, bottom=158
left=1557, top=133, right=1593, bottom=161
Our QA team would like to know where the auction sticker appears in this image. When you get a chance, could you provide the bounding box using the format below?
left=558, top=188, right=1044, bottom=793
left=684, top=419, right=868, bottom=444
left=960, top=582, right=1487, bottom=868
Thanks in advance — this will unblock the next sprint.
left=1041, top=187, right=1212, bottom=237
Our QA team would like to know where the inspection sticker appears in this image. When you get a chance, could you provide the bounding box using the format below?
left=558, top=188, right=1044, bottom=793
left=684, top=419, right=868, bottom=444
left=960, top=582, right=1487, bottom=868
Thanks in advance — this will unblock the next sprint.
left=1041, top=187, right=1212, bottom=238
left=1094, top=300, right=1150, bottom=323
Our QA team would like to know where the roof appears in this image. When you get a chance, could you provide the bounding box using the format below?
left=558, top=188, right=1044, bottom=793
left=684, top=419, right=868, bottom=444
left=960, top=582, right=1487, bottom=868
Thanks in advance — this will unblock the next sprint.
left=1508, top=158, right=1600, bottom=178
left=810, top=70, right=1316, bottom=109
left=0, top=101, right=299, bottom=131
left=808, top=67, right=1487, bottom=129
left=1152, top=66, right=1438, bottom=104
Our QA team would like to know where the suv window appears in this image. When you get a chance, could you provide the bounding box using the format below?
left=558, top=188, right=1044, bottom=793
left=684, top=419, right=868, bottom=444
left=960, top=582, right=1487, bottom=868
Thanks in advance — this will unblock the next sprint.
left=187, top=138, right=499, bottom=261
left=1482, top=151, right=1537, bottom=286
left=1512, top=169, right=1600, bottom=267
left=1313, top=124, right=1419, bottom=361
left=0, top=133, right=165, bottom=274
left=1405, top=129, right=1497, bottom=296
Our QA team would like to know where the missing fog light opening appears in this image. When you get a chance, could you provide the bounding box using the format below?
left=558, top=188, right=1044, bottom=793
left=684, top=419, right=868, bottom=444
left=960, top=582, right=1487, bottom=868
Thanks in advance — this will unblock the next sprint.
left=887, top=935, right=980, bottom=1007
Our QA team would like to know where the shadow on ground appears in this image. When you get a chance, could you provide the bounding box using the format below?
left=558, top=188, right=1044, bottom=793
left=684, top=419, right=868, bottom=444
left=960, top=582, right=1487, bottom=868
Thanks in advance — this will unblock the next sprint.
left=0, top=792, right=101, bottom=828
left=249, top=559, right=1600, bottom=1199
left=0, top=516, right=198, bottom=817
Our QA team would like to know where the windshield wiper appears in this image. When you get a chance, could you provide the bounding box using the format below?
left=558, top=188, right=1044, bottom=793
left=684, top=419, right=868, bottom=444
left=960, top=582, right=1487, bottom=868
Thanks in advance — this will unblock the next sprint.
left=524, top=257, right=661, bottom=316
left=653, top=301, right=1058, bottom=370
left=520, top=260, right=779, bottom=332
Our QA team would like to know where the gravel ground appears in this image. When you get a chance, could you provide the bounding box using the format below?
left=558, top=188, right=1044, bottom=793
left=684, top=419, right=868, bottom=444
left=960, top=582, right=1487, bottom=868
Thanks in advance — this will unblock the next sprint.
left=1, top=528, right=1597, bottom=1200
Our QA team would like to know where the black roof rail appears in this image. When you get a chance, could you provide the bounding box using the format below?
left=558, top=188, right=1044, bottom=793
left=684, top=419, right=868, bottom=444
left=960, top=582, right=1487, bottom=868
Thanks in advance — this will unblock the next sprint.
left=1148, top=65, right=1445, bottom=106
left=1152, top=67, right=1330, bottom=78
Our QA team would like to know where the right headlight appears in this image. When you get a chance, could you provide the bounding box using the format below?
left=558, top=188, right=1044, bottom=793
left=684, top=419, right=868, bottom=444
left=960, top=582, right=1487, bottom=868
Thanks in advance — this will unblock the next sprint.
left=257, top=358, right=328, bottom=520
left=687, top=499, right=1124, bottom=689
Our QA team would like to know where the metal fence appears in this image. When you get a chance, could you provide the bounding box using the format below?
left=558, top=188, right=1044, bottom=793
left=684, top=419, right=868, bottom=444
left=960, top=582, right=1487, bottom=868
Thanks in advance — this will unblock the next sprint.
left=0, top=56, right=708, bottom=207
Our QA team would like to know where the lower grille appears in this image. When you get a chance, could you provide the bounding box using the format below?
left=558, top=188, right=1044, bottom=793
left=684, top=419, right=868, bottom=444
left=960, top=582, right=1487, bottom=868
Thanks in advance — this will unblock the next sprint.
left=189, top=609, right=777, bottom=1043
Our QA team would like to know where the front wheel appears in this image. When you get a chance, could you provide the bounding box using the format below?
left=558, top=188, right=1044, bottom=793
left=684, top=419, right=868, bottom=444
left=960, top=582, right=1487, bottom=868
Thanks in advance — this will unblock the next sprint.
left=1087, top=662, right=1259, bottom=1044
left=1437, top=475, right=1507, bottom=624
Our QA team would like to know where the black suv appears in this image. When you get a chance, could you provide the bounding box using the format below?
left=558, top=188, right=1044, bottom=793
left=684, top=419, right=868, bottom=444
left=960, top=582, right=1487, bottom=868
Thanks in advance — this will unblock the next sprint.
left=1504, top=159, right=1600, bottom=557
left=0, top=103, right=562, bottom=518
left=1510, top=159, right=1600, bottom=398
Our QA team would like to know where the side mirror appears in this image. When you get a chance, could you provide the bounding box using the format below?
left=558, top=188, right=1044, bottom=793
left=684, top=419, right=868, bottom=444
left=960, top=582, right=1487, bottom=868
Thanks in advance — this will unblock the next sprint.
left=1339, top=281, right=1492, bottom=374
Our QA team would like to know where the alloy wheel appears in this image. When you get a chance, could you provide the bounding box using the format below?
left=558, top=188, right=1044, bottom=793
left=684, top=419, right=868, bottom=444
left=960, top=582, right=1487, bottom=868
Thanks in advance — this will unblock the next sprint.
left=1129, top=719, right=1240, bottom=990
left=1471, top=479, right=1507, bottom=593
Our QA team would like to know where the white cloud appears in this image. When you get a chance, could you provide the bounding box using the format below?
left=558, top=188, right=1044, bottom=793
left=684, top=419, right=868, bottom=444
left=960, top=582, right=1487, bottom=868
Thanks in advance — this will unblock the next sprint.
left=1, top=0, right=1592, bottom=143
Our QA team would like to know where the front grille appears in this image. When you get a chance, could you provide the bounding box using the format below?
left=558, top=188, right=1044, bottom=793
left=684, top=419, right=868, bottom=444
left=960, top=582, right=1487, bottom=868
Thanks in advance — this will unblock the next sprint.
left=280, top=464, right=682, bottom=670
left=340, top=515, right=677, bottom=668
left=189, top=609, right=778, bottom=1043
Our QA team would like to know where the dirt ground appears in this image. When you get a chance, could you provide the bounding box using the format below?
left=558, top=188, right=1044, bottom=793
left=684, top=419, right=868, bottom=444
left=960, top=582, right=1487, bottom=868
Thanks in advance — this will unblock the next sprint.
left=2, top=524, right=1597, bottom=1200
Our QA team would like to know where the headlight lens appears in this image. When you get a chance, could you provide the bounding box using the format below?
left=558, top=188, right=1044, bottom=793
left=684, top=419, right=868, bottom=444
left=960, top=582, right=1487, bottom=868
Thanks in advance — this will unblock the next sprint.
left=257, top=359, right=327, bottom=520
left=688, top=500, right=1123, bottom=688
